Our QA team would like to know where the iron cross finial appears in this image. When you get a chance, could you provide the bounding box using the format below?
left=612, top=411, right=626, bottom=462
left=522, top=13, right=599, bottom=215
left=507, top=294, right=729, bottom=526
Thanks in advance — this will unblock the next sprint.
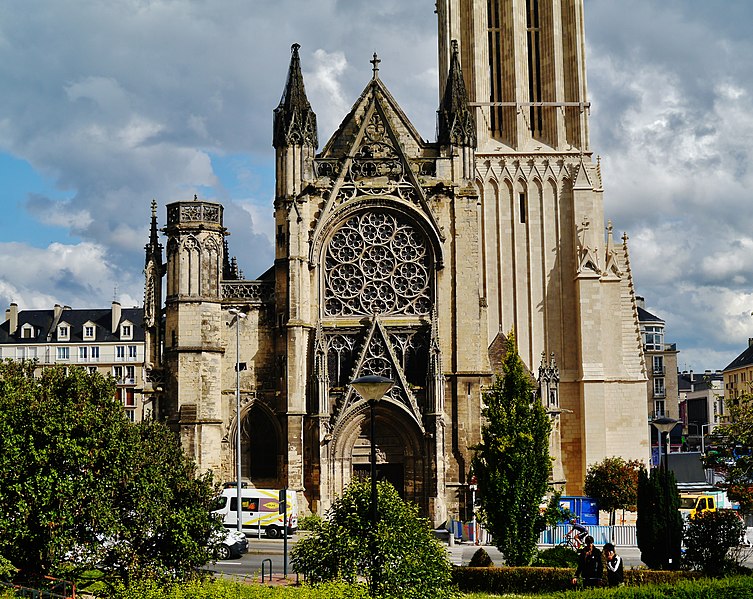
left=371, top=52, right=380, bottom=79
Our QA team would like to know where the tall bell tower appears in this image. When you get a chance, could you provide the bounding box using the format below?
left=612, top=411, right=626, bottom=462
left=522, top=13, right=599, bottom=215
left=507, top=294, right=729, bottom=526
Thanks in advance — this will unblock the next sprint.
left=437, top=0, right=648, bottom=491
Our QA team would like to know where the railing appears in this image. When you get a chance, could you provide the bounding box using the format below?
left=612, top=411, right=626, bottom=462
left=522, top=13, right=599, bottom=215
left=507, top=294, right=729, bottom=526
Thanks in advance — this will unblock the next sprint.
left=539, top=525, right=637, bottom=547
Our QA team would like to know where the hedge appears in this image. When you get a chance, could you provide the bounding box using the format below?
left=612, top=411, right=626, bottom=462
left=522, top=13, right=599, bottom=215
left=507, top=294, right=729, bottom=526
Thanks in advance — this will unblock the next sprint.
left=452, top=566, right=703, bottom=594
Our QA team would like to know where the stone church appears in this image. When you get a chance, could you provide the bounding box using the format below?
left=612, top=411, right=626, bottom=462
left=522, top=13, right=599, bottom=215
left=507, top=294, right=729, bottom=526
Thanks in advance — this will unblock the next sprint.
left=143, top=0, right=649, bottom=523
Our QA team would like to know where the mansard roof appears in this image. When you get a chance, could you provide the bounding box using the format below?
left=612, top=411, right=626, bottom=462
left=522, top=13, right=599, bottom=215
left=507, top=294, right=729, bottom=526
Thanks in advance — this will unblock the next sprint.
left=0, top=307, right=145, bottom=344
left=724, top=342, right=753, bottom=371
left=637, top=305, right=664, bottom=324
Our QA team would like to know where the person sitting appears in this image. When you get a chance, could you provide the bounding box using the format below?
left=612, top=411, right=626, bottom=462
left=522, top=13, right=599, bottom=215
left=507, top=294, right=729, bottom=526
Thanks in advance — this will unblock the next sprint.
left=572, top=535, right=603, bottom=588
left=603, top=542, right=624, bottom=587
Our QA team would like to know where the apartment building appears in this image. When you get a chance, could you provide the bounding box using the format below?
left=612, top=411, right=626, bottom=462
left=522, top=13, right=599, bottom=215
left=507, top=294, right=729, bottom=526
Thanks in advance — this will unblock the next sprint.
left=723, top=339, right=753, bottom=407
left=0, top=302, right=146, bottom=421
left=678, top=370, right=724, bottom=451
left=636, top=297, right=681, bottom=457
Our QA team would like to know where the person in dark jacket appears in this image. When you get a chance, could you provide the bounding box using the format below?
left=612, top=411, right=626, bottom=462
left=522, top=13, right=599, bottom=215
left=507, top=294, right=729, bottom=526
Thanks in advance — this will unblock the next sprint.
left=571, top=535, right=603, bottom=587
left=603, top=543, right=624, bottom=587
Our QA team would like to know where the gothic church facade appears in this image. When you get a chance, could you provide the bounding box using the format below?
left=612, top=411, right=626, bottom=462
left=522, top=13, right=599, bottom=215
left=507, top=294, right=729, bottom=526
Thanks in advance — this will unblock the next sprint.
left=143, top=0, right=648, bottom=523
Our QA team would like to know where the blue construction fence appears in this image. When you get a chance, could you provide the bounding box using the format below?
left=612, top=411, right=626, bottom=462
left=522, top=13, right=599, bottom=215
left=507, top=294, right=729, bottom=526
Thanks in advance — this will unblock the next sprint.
left=539, top=524, right=638, bottom=547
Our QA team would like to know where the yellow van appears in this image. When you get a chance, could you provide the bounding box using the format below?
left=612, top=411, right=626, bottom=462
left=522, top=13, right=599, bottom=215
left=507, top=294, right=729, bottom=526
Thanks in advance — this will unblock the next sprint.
left=679, top=493, right=717, bottom=520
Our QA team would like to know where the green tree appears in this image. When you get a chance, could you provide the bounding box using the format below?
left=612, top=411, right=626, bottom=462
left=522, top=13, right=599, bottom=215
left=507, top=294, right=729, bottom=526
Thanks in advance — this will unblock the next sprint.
left=683, top=510, right=744, bottom=575
left=636, top=467, right=683, bottom=570
left=471, top=333, right=551, bottom=566
left=0, top=362, right=221, bottom=585
left=704, top=394, right=753, bottom=512
left=584, top=457, right=642, bottom=526
left=290, top=479, right=455, bottom=599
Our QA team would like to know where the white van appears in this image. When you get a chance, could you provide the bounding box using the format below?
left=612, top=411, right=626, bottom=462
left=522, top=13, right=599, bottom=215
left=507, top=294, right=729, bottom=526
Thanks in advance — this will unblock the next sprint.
left=213, top=486, right=298, bottom=538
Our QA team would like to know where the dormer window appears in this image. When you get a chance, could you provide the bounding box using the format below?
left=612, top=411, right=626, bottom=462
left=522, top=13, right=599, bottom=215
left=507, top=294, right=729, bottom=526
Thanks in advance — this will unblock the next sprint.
left=83, top=322, right=96, bottom=341
left=120, top=321, right=133, bottom=340
left=20, top=324, right=35, bottom=339
left=58, top=323, right=70, bottom=341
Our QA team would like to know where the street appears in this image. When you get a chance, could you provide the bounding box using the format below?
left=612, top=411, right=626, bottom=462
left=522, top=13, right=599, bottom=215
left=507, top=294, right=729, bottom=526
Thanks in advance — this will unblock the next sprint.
left=203, top=534, right=753, bottom=581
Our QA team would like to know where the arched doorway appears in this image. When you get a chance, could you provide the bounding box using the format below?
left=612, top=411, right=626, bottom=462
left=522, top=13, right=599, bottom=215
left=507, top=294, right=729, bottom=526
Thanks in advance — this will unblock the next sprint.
left=241, top=402, right=280, bottom=485
left=333, top=402, right=425, bottom=508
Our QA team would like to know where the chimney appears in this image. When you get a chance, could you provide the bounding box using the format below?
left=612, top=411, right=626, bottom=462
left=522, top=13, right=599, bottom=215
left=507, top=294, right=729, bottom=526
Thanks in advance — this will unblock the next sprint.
left=53, top=304, right=63, bottom=321
left=112, top=301, right=121, bottom=333
left=635, top=295, right=645, bottom=310
left=8, top=303, right=18, bottom=335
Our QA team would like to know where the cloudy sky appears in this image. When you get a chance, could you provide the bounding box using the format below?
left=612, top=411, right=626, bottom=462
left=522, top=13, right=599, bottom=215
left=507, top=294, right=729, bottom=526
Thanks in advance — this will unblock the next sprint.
left=1, top=1, right=752, bottom=373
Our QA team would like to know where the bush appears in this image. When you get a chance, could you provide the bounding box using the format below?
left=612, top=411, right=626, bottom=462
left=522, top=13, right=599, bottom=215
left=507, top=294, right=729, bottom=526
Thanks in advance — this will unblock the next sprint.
left=102, top=578, right=370, bottom=598
left=468, top=548, right=494, bottom=567
left=452, top=566, right=702, bottom=595
left=291, top=479, right=456, bottom=599
left=683, top=509, right=745, bottom=575
left=297, top=513, right=323, bottom=532
left=531, top=546, right=578, bottom=568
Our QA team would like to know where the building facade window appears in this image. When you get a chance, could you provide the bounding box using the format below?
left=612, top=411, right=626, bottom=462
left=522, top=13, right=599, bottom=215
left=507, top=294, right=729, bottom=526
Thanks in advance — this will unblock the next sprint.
left=79, top=347, right=88, bottom=361
left=58, top=325, right=69, bottom=340
left=121, top=324, right=132, bottom=339
left=113, top=365, right=123, bottom=381
left=91, top=346, right=100, bottom=361
left=644, top=326, right=664, bottom=350
left=125, top=365, right=135, bottom=384
left=84, top=325, right=95, bottom=340
left=116, top=346, right=125, bottom=361
left=57, top=347, right=70, bottom=360
left=655, top=399, right=666, bottom=417
left=128, top=345, right=137, bottom=359
left=88, top=366, right=97, bottom=374
left=653, top=355, right=664, bottom=375
left=653, top=377, right=665, bottom=398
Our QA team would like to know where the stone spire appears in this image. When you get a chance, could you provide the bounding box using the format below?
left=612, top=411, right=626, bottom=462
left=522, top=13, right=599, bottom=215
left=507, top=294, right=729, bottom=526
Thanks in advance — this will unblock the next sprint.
left=437, top=40, right=476, bottom=148
left=273, top=43, right=318, bottom=149
left=144, top=199, right=162, bottom=264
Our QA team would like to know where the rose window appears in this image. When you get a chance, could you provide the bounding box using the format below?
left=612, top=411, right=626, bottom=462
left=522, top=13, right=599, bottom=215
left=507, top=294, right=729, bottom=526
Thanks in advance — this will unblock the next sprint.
left=324, top=212, right=432, bottom=316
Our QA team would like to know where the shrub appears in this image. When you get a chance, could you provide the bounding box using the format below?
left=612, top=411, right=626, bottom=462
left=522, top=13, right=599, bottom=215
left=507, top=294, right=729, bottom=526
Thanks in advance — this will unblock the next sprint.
left=290, top=479, right=456, bottom=599
left=683, top=509, right=744, bottom=575
left=531, top=546, right=578, bottom=568
left=468, top=548, right=494, bottom=567
left=452, top=566, right=702, bottom=595
left=297, top=513, right=323, bottom=532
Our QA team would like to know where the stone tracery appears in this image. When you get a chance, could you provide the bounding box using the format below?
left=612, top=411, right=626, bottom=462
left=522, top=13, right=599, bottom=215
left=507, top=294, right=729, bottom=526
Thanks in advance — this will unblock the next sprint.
left=324, top=211, right=432, bottom=316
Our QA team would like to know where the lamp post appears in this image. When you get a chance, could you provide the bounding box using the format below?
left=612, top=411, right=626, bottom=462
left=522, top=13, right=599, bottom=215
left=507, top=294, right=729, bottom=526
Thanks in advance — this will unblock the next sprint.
left=652, top=416, right=679, bottom=472
left=651, top=416, right=679, bottom=569
left=469, top=475, right=478, bottom=545
left=229, top=308, right=247, bottom=533
left=350, top=374, right=394, bottom=595
left=701, top=423, right=714, bottom=454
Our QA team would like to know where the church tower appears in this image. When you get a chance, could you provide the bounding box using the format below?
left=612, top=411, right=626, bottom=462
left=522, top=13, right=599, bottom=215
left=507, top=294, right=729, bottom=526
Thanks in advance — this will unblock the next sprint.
left=162, top=199, right=227, bottom=474
left=437, top=0, right=648, bottom=490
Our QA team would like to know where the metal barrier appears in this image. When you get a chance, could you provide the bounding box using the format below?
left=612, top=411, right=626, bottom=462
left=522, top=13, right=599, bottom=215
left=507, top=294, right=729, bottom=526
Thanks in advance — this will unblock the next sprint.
left=261, top=558, right=273, bottom=583
left=539, top=525, right=637, bottom=547
left=0, top=579, right=75, bottom=599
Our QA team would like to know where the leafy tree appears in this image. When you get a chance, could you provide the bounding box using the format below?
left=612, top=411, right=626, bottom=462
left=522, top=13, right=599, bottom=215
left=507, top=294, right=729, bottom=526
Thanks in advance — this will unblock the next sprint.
left=704, top=394, right=753, bottom=512
left=471, top=333, right=552, bottom=566
left=290, top=479, right=455, bottom=599
left=636, top=467, right=683, bottom=570
left=683, top=510, right=744, bottom=575
left=584, top=457, right=642, bottom=525
left=0, top=362, right=222, bottom=586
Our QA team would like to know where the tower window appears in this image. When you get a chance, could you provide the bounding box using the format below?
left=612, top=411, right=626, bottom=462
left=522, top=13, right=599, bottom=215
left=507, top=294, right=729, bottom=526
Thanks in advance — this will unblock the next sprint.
left=519, top=193, right=527, bottom=223
left=526, top=0, right=543, bottom=136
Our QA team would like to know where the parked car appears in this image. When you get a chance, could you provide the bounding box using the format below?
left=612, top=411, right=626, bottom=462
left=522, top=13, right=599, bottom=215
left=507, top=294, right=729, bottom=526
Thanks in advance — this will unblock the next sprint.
left=210, top=529, right=248, bottom=560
